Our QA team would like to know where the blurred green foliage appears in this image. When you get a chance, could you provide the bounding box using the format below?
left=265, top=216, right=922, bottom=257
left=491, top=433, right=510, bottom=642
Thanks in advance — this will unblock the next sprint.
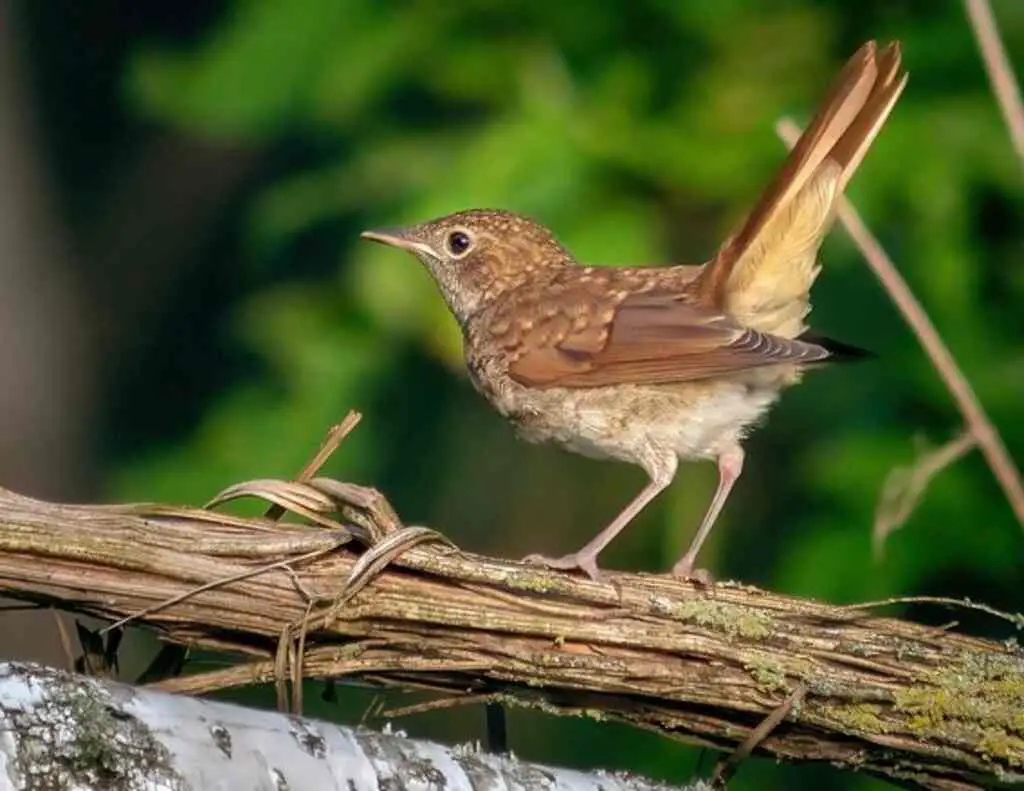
left=67, top=0, right=1024, bottom=787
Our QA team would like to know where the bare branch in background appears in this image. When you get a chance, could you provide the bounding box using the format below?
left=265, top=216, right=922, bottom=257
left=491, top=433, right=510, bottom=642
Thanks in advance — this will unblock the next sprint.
left=775, top=117, right=1024, bottom=533
left=873, top=431, right=977, bottom=556
left=963, top=0, right=1024, bottom=168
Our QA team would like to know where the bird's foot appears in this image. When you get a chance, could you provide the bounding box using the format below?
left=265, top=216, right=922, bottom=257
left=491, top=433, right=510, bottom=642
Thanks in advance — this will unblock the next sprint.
left=523, top=551, right=603, bottom=581
left=670, top=556, right=714, bottom=586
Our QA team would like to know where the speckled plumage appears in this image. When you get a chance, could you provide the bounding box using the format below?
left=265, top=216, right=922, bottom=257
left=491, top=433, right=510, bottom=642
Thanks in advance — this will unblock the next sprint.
left=463, top=263, right=802, bottom=466
left=362, top=41, right=907, bottom=580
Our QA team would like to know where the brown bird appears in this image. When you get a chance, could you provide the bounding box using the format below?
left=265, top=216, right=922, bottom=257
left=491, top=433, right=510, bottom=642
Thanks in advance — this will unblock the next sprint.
left=361, top=41, right=907, bottom=581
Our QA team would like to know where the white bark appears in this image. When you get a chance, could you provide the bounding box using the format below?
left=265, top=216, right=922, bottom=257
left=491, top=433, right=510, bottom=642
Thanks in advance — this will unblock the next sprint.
left=0, top=662, right=709, bottom=791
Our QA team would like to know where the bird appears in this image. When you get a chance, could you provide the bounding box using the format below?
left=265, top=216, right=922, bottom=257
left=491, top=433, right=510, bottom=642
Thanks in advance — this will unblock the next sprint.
left=360, top=40, right=907, bottom=581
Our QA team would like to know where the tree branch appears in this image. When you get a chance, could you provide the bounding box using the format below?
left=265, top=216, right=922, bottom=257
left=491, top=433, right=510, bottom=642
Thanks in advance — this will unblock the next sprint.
left=0, top=480, right=1021, bottom=790
left=0, top=661, right=703, bottom=791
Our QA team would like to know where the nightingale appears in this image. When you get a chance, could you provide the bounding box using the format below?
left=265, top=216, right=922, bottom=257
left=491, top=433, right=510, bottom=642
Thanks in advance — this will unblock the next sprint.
left=361, top=41, right=907, bottom=581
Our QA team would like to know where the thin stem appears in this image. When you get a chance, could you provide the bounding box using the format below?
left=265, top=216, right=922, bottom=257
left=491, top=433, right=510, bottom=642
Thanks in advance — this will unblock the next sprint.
left=777, top=118, right=1024, bottom=530
left=874, top=431, right=978, bottom=556
left=963, top=0, right=1024, bottom=169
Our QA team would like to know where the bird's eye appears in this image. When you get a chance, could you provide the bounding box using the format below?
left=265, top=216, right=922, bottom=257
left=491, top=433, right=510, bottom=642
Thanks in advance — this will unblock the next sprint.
left=446, top=230, right=472, bottom=256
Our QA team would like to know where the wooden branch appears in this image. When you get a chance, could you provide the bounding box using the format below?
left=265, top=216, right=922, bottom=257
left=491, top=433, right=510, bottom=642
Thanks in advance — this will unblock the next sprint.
left=0, top=662, right=705, bottom=791
left=0, top=481, right=1021, bottom=790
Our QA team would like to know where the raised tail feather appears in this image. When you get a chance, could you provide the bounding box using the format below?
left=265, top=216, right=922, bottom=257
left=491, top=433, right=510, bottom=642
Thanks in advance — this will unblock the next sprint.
left=698, top=41, right=908, bottom=339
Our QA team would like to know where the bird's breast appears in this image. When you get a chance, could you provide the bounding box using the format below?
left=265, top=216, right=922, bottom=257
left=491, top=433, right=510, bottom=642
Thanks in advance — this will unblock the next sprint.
left=466, top=351, right=787, bottom=464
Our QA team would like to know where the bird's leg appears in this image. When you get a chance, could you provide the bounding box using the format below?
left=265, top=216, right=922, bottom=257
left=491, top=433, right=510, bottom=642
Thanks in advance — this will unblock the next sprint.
left=672, top=444, right=745, bottom=580
left=525, top=459, right=677, bottom=581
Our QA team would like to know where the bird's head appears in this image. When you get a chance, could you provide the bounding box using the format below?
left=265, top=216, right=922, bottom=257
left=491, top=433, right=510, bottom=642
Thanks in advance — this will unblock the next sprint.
left=361, top=208, right=574, bottom=322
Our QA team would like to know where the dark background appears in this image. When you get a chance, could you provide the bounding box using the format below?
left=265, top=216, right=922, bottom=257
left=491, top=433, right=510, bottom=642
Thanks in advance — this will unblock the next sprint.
left=0, top=1, right=1021, bottom=788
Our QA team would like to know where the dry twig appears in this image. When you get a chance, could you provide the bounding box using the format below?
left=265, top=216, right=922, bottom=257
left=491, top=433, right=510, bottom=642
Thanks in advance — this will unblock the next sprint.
left=873, top=431, right=977, bottom=555
left=711, top=683, right=806, bottom=789
left=121, top=413, right=453, bottom=715
left=260, top=410, right=362, bottom=521
left=963, top=0, right=1024, bottom=168
left=776, top=117, right=1024, bottom=535
left=208, top=411, right=363, bottom=713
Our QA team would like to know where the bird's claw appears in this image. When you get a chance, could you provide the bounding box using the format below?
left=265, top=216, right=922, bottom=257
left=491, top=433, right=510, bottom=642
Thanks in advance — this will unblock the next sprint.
left=523, top=552, right=603, bottom=581
left=670, top=559, right=714, bottom=587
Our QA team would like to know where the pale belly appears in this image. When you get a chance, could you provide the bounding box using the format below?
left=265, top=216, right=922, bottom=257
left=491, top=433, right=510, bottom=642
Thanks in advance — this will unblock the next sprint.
left=470, top=364, right=788, bottom=466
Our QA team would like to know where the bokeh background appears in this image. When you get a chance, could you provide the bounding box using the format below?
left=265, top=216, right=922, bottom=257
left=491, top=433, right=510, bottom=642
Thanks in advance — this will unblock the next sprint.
left=0, top=1, right=1021, bottom=788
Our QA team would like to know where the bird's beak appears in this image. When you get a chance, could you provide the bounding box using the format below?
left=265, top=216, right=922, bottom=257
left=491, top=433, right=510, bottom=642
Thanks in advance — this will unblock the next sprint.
left=360, top=227, right=438, bottom=259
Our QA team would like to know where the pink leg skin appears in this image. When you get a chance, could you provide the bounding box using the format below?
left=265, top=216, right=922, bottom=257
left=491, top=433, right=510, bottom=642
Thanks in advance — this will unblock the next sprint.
left=524, top=458, right=677, bottom=581
left=672, top=444, right=745, bottom=581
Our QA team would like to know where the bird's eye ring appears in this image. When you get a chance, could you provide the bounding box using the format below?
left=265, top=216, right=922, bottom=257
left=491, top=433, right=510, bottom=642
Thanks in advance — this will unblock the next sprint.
left=447, top=230, right=473, bottom=256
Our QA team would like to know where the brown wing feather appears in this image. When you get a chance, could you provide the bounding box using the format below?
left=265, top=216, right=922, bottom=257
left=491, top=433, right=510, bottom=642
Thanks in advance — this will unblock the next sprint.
left=697, top=41, right=907, bottom=338
left=504, top=288, right=832, bottom=389
left=496, top=43, right=908, bottom=390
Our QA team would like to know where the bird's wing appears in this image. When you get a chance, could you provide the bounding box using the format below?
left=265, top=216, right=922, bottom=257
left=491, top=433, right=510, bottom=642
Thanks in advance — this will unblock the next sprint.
left=494, top=283, right=833, bottom=388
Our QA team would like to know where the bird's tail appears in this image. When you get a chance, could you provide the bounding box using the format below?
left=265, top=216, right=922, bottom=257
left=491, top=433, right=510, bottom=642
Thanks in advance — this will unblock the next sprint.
left=697, top=40, right=907, bottom=338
